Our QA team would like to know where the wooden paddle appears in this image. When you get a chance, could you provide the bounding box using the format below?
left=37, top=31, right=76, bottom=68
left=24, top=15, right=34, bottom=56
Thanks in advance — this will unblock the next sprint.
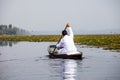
left=52, top=26, right=67, bottom=53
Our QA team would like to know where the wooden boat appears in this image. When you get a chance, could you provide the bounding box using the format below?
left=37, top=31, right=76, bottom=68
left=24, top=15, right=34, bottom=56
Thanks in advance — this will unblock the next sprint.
left=48, top=45, right=83, bottom=59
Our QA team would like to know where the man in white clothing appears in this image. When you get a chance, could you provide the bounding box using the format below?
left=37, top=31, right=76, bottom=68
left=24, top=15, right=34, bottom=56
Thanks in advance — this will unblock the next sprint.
left=56, top=23, right=77, bottom=54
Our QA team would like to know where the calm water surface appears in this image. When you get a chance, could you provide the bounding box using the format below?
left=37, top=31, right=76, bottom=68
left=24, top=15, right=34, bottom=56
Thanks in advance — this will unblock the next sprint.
left=0, top=42, right=120, bottom=80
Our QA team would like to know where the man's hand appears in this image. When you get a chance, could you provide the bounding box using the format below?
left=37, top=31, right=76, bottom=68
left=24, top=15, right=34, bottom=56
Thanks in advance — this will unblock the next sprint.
left=66, top=23, right=71, bottom=28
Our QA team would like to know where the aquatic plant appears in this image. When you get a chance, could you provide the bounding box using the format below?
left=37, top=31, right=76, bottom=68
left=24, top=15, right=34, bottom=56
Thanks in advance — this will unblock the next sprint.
left=0, top=34, right=120, bottom=51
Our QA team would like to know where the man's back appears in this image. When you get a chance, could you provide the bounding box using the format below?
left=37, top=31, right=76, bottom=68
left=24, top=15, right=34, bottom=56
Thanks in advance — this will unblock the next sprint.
left=56, top=26, right=77, bottom=54
left=61, top=35, right=77, bottom=53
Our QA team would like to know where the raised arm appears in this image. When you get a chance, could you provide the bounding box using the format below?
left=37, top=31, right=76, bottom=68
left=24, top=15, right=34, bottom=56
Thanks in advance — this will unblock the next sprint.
left=66, top=23, right=74, bottom=38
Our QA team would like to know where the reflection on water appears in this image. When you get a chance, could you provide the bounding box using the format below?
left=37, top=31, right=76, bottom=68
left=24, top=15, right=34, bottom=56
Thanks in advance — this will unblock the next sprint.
left=62, top=60, right=77, bottom=80
left=50, top=59, right=80, bottom=80
left=0, top=41, right=18, bottom=47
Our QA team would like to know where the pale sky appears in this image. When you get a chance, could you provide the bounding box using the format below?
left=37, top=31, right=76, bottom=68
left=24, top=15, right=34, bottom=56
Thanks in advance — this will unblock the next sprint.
left=0, top=0, right=120, bottom=34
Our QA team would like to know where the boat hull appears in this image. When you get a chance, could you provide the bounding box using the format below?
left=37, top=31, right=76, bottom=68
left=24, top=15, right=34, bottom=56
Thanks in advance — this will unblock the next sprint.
left=49, top=52, right=82, bottom=59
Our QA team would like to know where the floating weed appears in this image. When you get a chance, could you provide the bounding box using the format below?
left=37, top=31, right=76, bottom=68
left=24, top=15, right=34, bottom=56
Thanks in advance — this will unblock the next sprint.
left=0, top=34, right=120, bottom=51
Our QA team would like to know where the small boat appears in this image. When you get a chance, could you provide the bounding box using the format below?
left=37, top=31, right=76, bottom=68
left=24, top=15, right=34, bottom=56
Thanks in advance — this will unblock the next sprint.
left=48, top=45, right=83, bottom=59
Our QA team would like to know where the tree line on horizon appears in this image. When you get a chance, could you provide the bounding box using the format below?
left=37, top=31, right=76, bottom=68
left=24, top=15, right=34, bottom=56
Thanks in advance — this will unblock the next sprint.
left=0, top=24, right=29, bottom=35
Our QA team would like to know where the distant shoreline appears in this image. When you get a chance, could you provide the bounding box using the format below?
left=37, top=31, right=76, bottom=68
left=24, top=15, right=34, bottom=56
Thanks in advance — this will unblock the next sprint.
left=0, top=34, right=120, bottom=51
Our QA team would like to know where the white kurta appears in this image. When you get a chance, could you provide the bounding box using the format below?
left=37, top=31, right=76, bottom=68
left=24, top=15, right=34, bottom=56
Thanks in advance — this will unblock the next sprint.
left=56, top=27, right=77, bottom=54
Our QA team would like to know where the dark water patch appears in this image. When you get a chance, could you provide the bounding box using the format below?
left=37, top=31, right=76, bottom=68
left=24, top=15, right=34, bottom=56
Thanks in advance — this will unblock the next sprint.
left=0, top=59, right=21, bottom=62
left=0, top=41, right=18, bottom=47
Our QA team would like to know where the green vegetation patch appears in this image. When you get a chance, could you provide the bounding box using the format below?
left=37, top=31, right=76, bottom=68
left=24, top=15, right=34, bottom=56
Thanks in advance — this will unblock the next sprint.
left=0, top=35, right=59, bottom=42
left=74, top=34, right=120, bottom=51
left=0, top=34, right=120, bottom=51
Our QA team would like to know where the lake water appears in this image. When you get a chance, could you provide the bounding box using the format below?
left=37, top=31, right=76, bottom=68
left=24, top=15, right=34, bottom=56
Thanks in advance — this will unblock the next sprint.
left=0, top=42, right=120, bottom=80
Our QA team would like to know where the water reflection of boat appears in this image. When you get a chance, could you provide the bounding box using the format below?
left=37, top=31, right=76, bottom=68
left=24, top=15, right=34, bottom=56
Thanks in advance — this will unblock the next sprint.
left=49, top=59, right=78, bottom=80
left=62, top=59, right=77, bottom=80
left=48, top=45, right=82, bottom=59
